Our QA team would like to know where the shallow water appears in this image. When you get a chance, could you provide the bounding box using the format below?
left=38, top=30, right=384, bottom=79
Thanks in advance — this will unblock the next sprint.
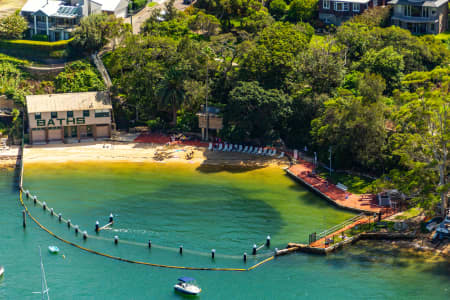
left=0, top=163, right=448, bottom=299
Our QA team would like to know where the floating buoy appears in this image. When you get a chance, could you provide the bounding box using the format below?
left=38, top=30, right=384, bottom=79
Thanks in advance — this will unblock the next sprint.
left=243, top=252, right=247, bottom=262
left=266, top=235, right=271, bottom=247
left=179, top=245, right=183, bottom=255
left=211, top=249, right=215, bottom=259
left=252, top=244, right=257, bottom=255
left=114, top=236, right=119, bottom=245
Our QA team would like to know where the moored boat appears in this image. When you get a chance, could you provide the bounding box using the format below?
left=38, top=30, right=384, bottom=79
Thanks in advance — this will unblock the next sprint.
left=174, top=277, right=201, bottom=295
left=48, top=246, right=59, bottom=254
left=0, top=265, right=4, bottom=277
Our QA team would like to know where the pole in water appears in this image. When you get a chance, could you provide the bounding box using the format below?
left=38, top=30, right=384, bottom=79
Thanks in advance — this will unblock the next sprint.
left=148, top=240, right=152, bottom=248
left=50, top=208, right=54, bottom=216
left=252, top=244, right=257, bottom=255
left=33, top=196, right=37, bottom=205
left=83, top=231, right=88, bottom=240
left=266, top=235, right=271, bottom=247
left=22, top=210, right=26, bottom=228
left=109, top=213, right=114, bottom=224
left=274, top=248, right=278, bottom=255
left=75, top=225, right=79, bottom=235
left=179, top=245, right=183, bottom=255
left=95, top=221, right=99, bottom=233
left=58, top=213, right=62, bottom=222
left=211, top=249, right=215, bottom=259
left=67, top=219, right=71, bottom=228
left=26, top=190, right=29, bottom=198
left=42, top=201, right=46, bottom=211
left=114, top=236, right=119, bottom=245
left=243, top=252, right=247, bottom=262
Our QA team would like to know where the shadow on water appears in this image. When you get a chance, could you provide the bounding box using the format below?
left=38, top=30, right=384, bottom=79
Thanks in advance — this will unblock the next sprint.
left=196, top=163, right=265, bottom=174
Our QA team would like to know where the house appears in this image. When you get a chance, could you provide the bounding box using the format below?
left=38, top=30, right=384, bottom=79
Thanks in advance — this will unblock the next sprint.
left=318, top=0, right=387, bottom=25
left=388, top=0, right=448, bottom=34
left=26, top=91, right=113, bottom=144
left=20, top=0, right=129, bottom=41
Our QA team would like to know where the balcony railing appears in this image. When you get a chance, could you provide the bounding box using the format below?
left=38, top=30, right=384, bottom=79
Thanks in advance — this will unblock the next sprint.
left=391, top=14, right=439, bottom=22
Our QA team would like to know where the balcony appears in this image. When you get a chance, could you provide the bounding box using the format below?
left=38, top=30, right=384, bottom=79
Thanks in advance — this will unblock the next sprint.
left=30, top=21, right=76, bottom=31
left=391, top=14, right=439, bottom=23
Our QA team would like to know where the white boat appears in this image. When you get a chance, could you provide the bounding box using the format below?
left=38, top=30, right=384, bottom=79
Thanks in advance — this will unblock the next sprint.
left=48, top=246, right=59, bottom=254
left=174, top=277, right=201, bottom=296
left=0, top=266, right=4, bottom=277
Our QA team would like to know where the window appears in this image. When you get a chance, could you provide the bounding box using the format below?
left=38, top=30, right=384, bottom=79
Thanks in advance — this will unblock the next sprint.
left=67, top=111, right=74, bottom=118
left=323, top=0, right=330, bottom=9
left=51, top=112, right=58, bottom=118
left=352, top=3, right=360, bottom=11
left=35, top=113, right=41, bottom=120
left=430, top=23, right=435, bottom=32
left=95, top=109, right=110, bottom=118
left=83, top=110, right=90, bottom=117
left=334, top=2, right=349, bottom=11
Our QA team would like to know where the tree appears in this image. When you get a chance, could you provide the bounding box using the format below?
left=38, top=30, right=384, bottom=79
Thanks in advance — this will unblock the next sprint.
left=311, top=93, right=387, bottom=170
left=389, top=68, right=449, bottom=214
left=224, top=81, right=292, bottom=143
left=71, top=14, right=127, bottom=53
left=0, top=13, right=28, bottom=39
left=54, top=61, right=105, bottom=92
left=269, top=0, right=287, bottom=20
left=357, top=46, right=404, bottom=93
left=348, top=6, right=391, bottom=28
left=188, top=12, right=220, bottom=37
left=157, top=66, right=187, bottom=125
left=287, top=0, right=318, bottom=23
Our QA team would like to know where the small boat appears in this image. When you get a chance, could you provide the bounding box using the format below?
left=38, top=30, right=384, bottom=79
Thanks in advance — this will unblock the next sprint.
left=0, top=266, right=4, bottom=277
left=174, top=277, right=201, bottom=295
left=48, top=246, right=59, bottom=254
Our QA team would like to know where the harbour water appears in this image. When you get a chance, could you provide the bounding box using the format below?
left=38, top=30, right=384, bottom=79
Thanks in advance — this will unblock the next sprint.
left=0, top=163, right=448, bottom=299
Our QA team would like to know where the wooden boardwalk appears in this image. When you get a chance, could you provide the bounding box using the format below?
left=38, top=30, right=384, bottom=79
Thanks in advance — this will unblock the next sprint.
left=287, top=162, right=383, bottom=214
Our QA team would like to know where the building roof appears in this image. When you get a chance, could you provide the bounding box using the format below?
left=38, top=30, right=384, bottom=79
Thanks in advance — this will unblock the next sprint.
left=95, top=0, right=124, bottom=12
left=21, top=0, right=124, bottom=15
left=334, top=0, right=371, bottom=3
left=26, top=92, right=112, bottom=113
left=388, top=0, right=448, bottom=7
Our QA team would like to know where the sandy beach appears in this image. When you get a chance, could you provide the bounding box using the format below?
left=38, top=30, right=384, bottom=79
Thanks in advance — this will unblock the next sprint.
left=22, top=142, right=290, bottom=168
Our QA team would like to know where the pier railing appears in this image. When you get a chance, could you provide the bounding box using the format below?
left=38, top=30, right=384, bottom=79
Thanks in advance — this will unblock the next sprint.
left=315, top=213, right=366, bottom=241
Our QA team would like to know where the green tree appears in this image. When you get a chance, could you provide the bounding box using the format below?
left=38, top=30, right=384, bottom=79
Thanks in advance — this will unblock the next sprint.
left=188, top=12, right=220, bottom=37
left=269, top=0, right=287, bottom=20
left=157, top=66, right=187, bottom=125
left=311, top=93, right=387, bottom=170
left=54, top=61, right=105, bottom=92
left=389, top=68, right=449, bottom=214
left=357, top=46, right=404, bottom=93
left=0, top=13, right=28, bottom=39
left=72, top=14, right=126, bottom=53
left=287, top=0, right=318, bottom=23
left=224, top=81, right=292, bottom=143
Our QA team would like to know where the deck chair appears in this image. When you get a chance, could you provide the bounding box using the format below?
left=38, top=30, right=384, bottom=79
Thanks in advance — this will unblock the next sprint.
left=208, top=143, right=213, bottom=151
left=238, top=145, right=243, bottom=152
left=242, top=146, right=248, bottom=153
left=277, top=152, right=285, bottom=158
left=270, top=149, right=277, bottom=156
left=217, top=144, right=223, bottom=151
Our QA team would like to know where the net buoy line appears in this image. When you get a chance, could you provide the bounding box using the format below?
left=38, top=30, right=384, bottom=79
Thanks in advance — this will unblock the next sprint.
left=19, top=190, right=276, bottom=271
left=23, top=190, right=273, bottom=260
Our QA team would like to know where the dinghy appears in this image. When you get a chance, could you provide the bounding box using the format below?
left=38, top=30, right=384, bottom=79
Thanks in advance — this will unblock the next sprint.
left=174, top=277, right=201, bottom=295
left=0, top=265, right=4, bottom=277
left=48, top=246, right=59, bottom=254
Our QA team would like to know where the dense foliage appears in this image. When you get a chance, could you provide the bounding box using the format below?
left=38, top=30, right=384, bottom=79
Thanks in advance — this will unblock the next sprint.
left=54, top=60, right=105, bottom=93
left=0, top=12, right=28, bottom=39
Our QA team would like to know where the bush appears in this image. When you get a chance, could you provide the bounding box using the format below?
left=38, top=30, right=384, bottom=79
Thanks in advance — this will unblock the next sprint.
left=0, top=38, right=74, bottom=61
left=30, top=34, right=49, bottom=41
left=146, top=117, right=167, bottom=131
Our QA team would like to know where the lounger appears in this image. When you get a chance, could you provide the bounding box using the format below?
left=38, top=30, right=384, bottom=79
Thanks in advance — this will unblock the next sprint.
left=255, top=147, right=261, bottom=154
left=223, top=144, right=229, bottom=151
left=237, top=145, right=242, bottom=152
left=208, top=143, right=213, bottom=151
left=270, top=149, right=277, bottom=156
left=277, top=152, right=285, bottom=158
left=242, top=146, right=248, bottom=153
left=217, top=144, right=223, bottom=151
left=257, top=148, right=263, bottom=155
left=247, top=146, right=252, bottom=153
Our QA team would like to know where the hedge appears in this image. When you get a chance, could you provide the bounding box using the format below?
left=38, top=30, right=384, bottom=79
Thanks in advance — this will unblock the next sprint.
left=0, top=38, right=74, bottom=52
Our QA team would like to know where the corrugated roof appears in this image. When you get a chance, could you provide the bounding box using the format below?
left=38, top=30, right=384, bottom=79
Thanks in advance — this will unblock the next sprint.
left=388, top=0, right=448, bottom=7
left=26, top=92, right=112, bottom=113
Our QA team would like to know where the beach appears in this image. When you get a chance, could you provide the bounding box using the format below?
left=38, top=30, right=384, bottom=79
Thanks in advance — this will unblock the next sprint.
left=22, top=142, right=290, bottom=168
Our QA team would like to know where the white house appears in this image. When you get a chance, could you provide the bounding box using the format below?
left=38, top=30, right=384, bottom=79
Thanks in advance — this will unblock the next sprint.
left=21, top=0, right=129, bottom=41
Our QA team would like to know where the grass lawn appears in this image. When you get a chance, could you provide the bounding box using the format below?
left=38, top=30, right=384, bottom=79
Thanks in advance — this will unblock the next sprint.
left=316, top=167, right=374, bottom=194
left=148, top=2, right=158, bottom=7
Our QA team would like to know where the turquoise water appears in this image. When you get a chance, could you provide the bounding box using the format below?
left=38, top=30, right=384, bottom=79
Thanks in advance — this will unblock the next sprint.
left=0, top=163, right=449, bottom=299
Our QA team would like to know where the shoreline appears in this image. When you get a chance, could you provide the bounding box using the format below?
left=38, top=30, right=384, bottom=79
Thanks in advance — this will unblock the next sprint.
left=20, top=141, right=290, bottom=168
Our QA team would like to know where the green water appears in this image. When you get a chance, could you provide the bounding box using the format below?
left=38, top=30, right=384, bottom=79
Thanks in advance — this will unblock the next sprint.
left=0, top=163, right=449, bottom=299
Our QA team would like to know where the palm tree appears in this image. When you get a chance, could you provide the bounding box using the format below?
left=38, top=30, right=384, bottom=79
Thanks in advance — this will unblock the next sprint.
left=157, top=66, right=186, bottom=126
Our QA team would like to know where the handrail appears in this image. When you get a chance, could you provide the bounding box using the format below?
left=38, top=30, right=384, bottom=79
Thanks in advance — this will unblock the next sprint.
left=317, top=213, right=365, bottom=239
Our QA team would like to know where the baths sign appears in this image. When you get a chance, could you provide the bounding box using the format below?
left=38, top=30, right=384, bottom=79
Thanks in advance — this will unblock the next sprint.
left=37, top=117, right=85, bottom=127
